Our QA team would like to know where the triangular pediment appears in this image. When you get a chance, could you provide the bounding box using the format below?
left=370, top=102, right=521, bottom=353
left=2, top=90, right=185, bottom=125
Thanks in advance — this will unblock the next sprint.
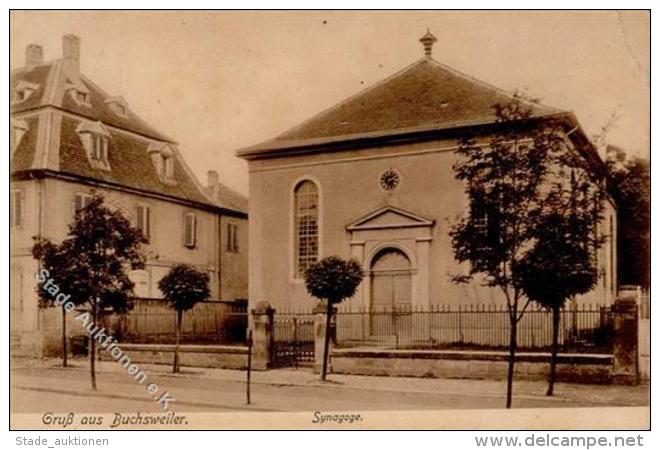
left=346, top=206, right=435, bottom=231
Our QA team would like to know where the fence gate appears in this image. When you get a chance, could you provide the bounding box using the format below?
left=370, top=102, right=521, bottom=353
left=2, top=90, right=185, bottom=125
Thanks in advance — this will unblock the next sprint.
left=272, top=312, right=315, bottom=368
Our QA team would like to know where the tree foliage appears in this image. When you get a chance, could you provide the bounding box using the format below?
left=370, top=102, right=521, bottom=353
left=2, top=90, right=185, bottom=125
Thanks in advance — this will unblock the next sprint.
left=32, top=191, right=146, bottom=388
left=606, top=146, right=650, bottom=289
left=158, top=264, right=211, bottom=312
left=304, top=256, right=364, bottom=381
left=158, top=264, right=210, bottom=374
left=518, top=213, right=599, bottom=308
left=450, top=92, right=605, bottom=406
left=304, top=256, right=364, bottom=304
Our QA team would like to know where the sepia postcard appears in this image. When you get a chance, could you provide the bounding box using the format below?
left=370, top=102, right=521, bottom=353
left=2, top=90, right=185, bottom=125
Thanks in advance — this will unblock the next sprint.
left=8, top=9, right=650, bottom=433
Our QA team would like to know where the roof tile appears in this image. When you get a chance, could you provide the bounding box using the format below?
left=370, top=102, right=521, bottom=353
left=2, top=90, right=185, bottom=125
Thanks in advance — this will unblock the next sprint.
left=240, top=58, right=563, bottom=157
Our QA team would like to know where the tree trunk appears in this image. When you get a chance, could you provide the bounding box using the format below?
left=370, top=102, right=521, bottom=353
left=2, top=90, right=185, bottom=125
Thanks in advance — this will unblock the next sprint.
left=547, top=306, right=561, bottom=396
left=61, top=305, right=68, bottom=368
left=506, top=316, right=518, bottom=409
left=321, top=300, right=333, bottom=381
left=90, top=302, right=97, bottom=390
left=173, top=310, right=182, bottom=374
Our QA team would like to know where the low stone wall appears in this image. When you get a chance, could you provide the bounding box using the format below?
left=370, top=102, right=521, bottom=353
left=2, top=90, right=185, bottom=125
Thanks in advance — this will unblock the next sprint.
left=331, top=348, right=613, bottom=384
left=99, top=343, right=248, bottom=370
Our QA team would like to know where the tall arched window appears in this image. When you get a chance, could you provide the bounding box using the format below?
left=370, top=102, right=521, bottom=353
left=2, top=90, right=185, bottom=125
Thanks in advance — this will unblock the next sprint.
left=294, top=180, right=319, bottom=277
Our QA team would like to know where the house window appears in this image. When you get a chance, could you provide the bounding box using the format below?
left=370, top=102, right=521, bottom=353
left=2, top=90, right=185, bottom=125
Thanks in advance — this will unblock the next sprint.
left=105, top=97, right=129, bottom=117
left=226, top=223, right=239, bottom=253
left=183, top=213, right=197, bottom=248
left=136, top=205, right=151, bottom=241
left=12, top=81, right=39, bottom=104
left=16, top=87, right=34, bottom=102
left=10, top=189, right=23, bottom=228
left=164, top=155, right=175, bottom=178
left=76, top=91, right=88, bottom=103
left=148, top=143, right=177, bottom=185
left=91, top=134, right=109, bottom=162
left=76, top=121, right=111, bottom=171
left=294, top=180, right=319, bottom=277
left=73, top=192, right=92, bottom=217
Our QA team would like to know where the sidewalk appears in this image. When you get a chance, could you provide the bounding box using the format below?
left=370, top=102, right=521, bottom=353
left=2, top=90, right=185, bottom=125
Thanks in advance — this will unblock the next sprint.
left=12, top=357, right=650, bottom=409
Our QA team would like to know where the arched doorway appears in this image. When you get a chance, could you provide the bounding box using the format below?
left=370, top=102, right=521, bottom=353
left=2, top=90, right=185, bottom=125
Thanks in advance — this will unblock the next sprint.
left=370, top=247, right=412, bottom=338
left=370, top=248, right=412, bottom=310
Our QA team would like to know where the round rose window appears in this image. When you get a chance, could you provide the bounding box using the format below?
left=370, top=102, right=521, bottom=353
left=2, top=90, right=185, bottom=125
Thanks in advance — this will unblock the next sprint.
left=380, top=168, right=400, bottom=191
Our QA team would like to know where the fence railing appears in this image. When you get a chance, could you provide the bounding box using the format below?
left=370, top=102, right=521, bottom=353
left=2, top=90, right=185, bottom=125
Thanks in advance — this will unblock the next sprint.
left=101, top=298, right=248, bottom=345
left=336, top=303, right=613, bottom=353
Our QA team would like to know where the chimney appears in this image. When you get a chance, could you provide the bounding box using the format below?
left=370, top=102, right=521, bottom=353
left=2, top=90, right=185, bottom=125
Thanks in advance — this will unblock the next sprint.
left=207, top=170, right=219, bottom=187
left=25, top=44, right=44, bottom=68
left=62, top=34, right=80, bottom=73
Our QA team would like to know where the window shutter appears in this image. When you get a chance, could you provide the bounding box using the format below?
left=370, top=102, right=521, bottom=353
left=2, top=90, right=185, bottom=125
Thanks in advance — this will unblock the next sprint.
left=93, top=135, right=100, bottom=160
left=184, top=213, right=196, bottom=248
left=185, top=214, right=191, bottom=246
left=232, top=224, right=238, bottom=252
left=146, top=206, right=151, bottom=240
left=74, top=193, right=84, bottom=214
left=10, top=190, right=22, bottom=227
left=136, top=205, right=145, bottom=237
left=192, top=214, right=197, bottom=247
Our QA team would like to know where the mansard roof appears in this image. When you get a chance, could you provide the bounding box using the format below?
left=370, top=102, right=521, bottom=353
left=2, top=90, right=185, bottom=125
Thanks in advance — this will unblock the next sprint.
left=237, top=57, right=567, bottom=159
left=11, top=60, right=173, bottom=142
left=11, top=58, right=245, bottom=215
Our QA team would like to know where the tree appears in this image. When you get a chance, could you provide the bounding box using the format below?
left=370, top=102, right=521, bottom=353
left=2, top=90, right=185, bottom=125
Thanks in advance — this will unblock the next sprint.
left=32, top=239, right=84, bottom=367
left=518, top=214, right=602, bottom=395
left=304, top=256, right=364, bottom=381
left=606, top=146, right=650, bottom=289
left=518, top=144, right=605, bottom=396
left=158, top=264, right=210, bottom=373
left=450, top=92, right=595, bottom=408
left=32, top=192, right=146, bottom=389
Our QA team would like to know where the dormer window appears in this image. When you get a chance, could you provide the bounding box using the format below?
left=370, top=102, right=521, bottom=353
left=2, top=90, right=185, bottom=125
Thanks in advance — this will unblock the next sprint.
left=76, top=91, right=88, bottom=103
left=66, top=80, right=91, bottom=107
left=91, top=134, right=109, bottom=162
left=12, top=81, right=39, bottom=104
left=11, top=119, right=29, bottom=155
left=148, top=142, right=177, bottom=185
left=76, top=121, right=111, bottom=171
left=105, top=96, right=129, bottom=118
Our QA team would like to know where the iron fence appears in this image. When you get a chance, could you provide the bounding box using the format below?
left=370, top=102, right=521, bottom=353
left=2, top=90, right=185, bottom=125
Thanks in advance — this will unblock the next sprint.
left=102, top=298, right=248, bottom=345
left=272, top=309, right=315, bottom=368
left=336, top=303, right=612, bottom=353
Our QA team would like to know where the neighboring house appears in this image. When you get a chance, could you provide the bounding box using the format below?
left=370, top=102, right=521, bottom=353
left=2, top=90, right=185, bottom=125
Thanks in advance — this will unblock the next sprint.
left=10, top=35, right=247, bottom=356
left=203, top=170, right=249, bottom=301
left=237, top=31, right=617, bottom=313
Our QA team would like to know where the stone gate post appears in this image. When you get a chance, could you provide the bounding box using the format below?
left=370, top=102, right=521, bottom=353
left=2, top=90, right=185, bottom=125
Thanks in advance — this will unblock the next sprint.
left=612, top=294, right=639, bottom=385
left=250, top=301, right=274, bottom=371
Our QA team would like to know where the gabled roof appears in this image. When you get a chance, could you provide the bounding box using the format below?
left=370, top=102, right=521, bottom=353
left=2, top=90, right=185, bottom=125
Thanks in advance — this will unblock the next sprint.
left=238, top=57, right=565, bottom=159
left=204, top=182, right=249, bottom=214
left=346, top=205, right=435, bottom=231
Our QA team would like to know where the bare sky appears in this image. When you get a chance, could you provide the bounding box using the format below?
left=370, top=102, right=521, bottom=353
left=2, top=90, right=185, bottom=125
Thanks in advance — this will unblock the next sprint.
left=10, top=11, right=649, bottom=195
